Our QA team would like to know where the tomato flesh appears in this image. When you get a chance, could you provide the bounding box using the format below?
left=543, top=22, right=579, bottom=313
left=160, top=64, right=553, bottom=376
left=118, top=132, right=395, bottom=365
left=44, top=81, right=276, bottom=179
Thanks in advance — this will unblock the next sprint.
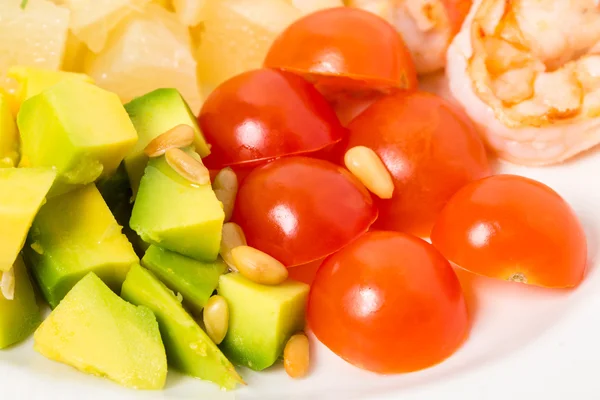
left=308, top=231, right=469, bottom=373
left=264, top=7, right=417, bottom=100
left=345, top=91, right=491, bottom=237
left=233, top=156, right=377, bottom=267
left=431, top=174, right=588, bottom=288
left=198, top=68, right=346, bottom=169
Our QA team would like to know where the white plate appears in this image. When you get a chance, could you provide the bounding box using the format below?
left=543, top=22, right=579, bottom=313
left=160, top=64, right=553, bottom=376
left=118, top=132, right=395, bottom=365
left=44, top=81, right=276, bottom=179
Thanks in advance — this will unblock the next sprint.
left=3, top=77, right=600, bottom=399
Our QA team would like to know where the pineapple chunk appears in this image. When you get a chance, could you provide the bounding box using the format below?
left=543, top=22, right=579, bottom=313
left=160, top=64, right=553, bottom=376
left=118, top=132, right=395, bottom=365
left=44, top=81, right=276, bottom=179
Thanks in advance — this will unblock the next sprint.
left=62, top=33, right=90, bottom=72
left=172, top=0, right=206, bottom=26
left=85, top=4, right=202, bottom=113
left=285, top=0, right=344, bottom=14
left=53, top=0, right=151, bottom=53
left=194, top=0, right=301, bottom=95
left=0, top=0, right=69, bottom=92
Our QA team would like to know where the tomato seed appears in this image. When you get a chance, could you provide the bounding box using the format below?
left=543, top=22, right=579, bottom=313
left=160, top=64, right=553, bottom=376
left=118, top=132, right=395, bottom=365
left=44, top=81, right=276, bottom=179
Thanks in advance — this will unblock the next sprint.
left=230, top=246, right=288, bottom=285
left=344, top=146, right=394, bottom=199
left=144, top=124, right=195, bottom=158
left=284, top=332, right=310, bottom=379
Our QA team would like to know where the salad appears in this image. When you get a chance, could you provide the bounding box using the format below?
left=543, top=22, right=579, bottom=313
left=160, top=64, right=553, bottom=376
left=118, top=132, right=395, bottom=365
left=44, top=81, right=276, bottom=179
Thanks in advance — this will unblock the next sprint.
left=0, top=0, right=590, bottom=394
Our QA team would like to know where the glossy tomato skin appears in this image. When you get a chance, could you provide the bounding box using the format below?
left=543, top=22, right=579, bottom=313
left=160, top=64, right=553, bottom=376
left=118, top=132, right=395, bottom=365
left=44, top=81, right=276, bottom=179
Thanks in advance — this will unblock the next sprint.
left=443, top=0, right=472, bottom=34
left=198, top=68, right=346, bottom=169
left=308, top=231, right=468, bottom=373
left=431, top=175, right=587, bottom=288
left=264, top=7, right=417, bottom=96
left=233, top=156, right=377, bottom=267
left=345, top=91, right=491, bottom=237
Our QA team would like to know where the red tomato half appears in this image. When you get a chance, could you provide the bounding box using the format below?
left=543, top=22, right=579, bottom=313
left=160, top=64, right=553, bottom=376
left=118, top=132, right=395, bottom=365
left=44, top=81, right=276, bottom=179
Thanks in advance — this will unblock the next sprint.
left=344, top=91, right=491, bottom=237
left=264, top=8, right=417, bottom=100
left=443, top=0, right=473, bottom=35
left=198, top=68, right=346, bottom=169
left=308, top=231, right=469, bottom=373
left=233, top=156, right=377, bottom=267
left=431, top=175, right=588, bottom=288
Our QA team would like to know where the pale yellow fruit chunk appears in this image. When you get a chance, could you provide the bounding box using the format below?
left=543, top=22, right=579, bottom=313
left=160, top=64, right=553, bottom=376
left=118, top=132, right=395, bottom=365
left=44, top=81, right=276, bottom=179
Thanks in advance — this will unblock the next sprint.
left=85, top=4, right=202, bottom=113
left=284, top=0, right=344, bottom=14
left=52, top=0, right=151, bottom=53
left=0, top=0, right=69, bottom=95
left=172, top=0, right=206, bottom=26
left=194, top=0, right=301, bottom=94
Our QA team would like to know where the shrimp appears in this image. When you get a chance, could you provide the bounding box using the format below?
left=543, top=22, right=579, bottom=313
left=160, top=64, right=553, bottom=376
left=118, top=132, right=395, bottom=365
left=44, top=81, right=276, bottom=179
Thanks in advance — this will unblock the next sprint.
left=447, top=0, right=600, bottom=165
left=346, top=0, right=472, bottom=74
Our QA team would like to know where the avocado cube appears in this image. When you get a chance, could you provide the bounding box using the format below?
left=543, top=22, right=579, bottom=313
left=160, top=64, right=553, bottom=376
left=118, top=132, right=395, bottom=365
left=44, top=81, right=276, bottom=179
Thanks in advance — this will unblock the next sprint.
left=96, top=163, right=148, bottom=257
left=130, top=153, right=224, bottom=262
left=0, top=92, right=18, bottom=168
left=0, top=257, right=42, bottom=349
left=8, top=66, right=94, bottom=107
left=17, top=80, right=138, bottom=196
left=218, top=273, right=309, bottom=371
left=142, top=245, right=227, bottom=316
left=24, top=184, right=139, bottom=308
left=121, top=264, right=242, bottom=390
left=124, top=88, right=210, bottom=197
left=34, top=272, right=167, bottom=390
left=0, top=167, right=56, bottom=272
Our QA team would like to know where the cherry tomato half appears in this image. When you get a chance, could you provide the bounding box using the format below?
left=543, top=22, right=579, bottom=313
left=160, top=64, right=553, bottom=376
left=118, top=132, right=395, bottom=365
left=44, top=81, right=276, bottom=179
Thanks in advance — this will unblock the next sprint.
left=308, top=231, right=469, bottom=373
left=287, top=257, right=324, bottom=285
left=431, top=175, right=588, bottom=288
left=264, top=7, right=417, bottom=101
left=443, top=0, right=473, bottom=35
left=233, top=156, right=377, bottom=267
left=198, top=68, right=346, bottom=169
left=344, top=91, right=491, bottom=237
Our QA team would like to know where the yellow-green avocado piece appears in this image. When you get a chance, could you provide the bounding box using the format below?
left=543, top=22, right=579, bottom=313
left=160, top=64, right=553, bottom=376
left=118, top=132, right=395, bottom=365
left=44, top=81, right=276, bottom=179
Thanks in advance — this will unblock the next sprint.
left=121, top=264, right=243, bottom=390
left=34, top=272, right=167, bottom=390
left=0, top=257, right=42, bottom=349
left=141, top=245, right=227, bottom=316
left=0, top=91, right=18, bottom=167
left=124, top=88, right=210, bottom=197
left=218, top=273, right=309, bottom=371
left=130, top=151, right=224, bottom=262
left=23, top=184, right=139, bottom=308
left=17, top=79, right=138, bottom=196
left=8, top=66, right=94, bottom=108
left=0, top=167, right=56, bottom=272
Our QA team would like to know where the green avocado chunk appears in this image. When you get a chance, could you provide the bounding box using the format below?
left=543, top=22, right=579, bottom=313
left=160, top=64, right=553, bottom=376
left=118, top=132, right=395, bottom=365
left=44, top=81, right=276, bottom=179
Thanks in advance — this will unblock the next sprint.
left=34, top=272, right=167, bottom=390
left=0, top=91, right=18, bottom=168
left=121, top=264, right=242, bottom=390
left=24, top=184, right=139, bottom=308
left=17, top=80, right=138, bottom=196
left=124, top=88, right=210, bottom=197
left=96, top=163, right=148, bottom=257
left=130, top=152, right=224, bottom=262
left=141, top=245, right=227, bottom=316
left=0, top=257, right=42, bottom=349
left=0, top=167, right=56, bottom=272
left=218, top=273, right=309, bottom=371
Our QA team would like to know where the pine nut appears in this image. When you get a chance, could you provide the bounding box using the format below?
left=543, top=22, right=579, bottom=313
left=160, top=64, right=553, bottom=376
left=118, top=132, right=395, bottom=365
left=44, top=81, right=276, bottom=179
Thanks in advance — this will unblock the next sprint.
left=203, top=295, right=229, bottom=345
left=144, top=124, right=195, bottom=158
left=344, top=146, right=394, bottom=199
left=1, top=267, right=15, bottom=300
left=213, top=167, right=238, bottom=223
left=220, top=222, right=247, bottom=271
left=230, top=246, right=288, bottom=285
left=284, top=332, right=310, bottom=379
left=165, top=148, right=210, bottom=185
